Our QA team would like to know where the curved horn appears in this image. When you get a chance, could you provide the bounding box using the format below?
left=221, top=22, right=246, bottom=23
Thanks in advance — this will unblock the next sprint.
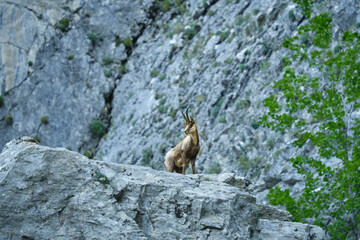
left=181, top=111, right=188, bottom=122
left=186, top=107, right=190, bottom=122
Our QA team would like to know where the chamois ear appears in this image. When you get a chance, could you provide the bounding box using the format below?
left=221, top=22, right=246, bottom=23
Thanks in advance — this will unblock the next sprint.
left=190, top=116, right=195, bottom=123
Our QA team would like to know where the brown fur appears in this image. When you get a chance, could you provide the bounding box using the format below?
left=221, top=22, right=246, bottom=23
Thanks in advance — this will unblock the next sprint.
left=164, top=109, right=200, bottom=175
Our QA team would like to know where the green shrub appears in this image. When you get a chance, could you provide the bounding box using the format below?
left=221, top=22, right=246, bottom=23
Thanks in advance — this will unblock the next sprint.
left=104, top=69, right=111, bottom=78
left=288, top=10, right=296, bottom=22
left=90, top=120, right=106, bottom=137
left=159, top=74, right=166, bottom=81
left=5, top=114, right=13, bottom=124
left=41, top=116, right=49, bottom=124
left=67, top=55, right=74, bottom=60
left=184, top=27, right=197, bottom=40
left=235, top=15, right=246, bottom=25
left=95, top=171, right=110, bottom=184
left=208, top=10, right=214, bottom=16
left=150, top=69, right=159, bottom=78
left=33, top=135, right=40, bottom=143
left=28, top=61, right=33, bottom=67
left=169, top=107, right=176, bottom=119
left=173, top=22, right=184, bottom=34
left=239, top=64, right=246, bottom=72
left=102, top=56, right=113, bottom=66
left=84, top=149, right=93, bottom=159
left=174, top=0, right=184, bottom=6
left=238, top=155, right=262, bottom=172
left=224, top=58, right=233, bottom=64
left=250, top=120, right=260, bottom=129
left=58, top=18, right=70, bottom=32
left=211, top=99, right=224, bottom=117
left=208, top=163, right=221, bottom=174
left=142, top=148, right=153, bottom=165
left=218, top=115, right=227, bottom=123
left=261, top=61, right=270, bottom=73
left=178, top=3, right=187, bottom=14
left=216, top=31, right=230, bottom=43
left=236, top=99, right=251, bottom=109
left=123, top=38, right=133, bottom=48
left=252, top=9, right=260, bottom=15
left=161, top=0, right=171, bottom=11
left=196, top=95, right=205, bottom=103
left=87, top=32, right=103, bottom=44
left=115, top=36, right=121, bottom=46
left=334, top=44, right=342, bottom=54
left=0, top=96, right=3, bottom=107
left=118, top=64, right=127, bottom=75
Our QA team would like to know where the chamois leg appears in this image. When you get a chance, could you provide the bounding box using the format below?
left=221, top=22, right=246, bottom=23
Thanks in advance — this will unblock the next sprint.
left=191, top=159, right=196, bottom=174
left=181, top=153, right=186, bottom=175
left=164, top=154, right=174, bottom=172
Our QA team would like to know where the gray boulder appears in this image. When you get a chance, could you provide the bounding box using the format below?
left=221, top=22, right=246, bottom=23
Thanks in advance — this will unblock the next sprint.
left=0, top=137, right=324, bottom=240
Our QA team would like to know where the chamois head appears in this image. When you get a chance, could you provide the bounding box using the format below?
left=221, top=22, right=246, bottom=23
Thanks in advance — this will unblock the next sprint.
left=181, top=108, right=197, bottom=135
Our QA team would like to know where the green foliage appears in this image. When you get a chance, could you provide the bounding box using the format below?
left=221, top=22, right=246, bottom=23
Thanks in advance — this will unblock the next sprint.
left=83, top=149, right=93, bottom=159
left=238, top=155, right=262, bottom=172
left=184, top=26, right=198, bottom=40
left=104, top=69, right=111, bottom=78
left=33, top=135, right=40, bottom=143
left=142, top=148, right=153, bottom=165
left=218, top=115, right=227, bottom=123
left=260, top=2, right=360, bottom=238
left=208, top=163, right=221, bottom=174
left=95, top=171, right=110, bottom=185
left=159, top=73, right=166, bottom=81
left=28, top=61, right=33, bottom=67
left=118, top=63, right=127, bottom=75
left=115, top=36, right=121, bottom=46
left=224, top=58, right=233, bottom=64
left=236, top=99, right=251, bottom=110
left=0, top=96, right=3, bottom=107
left=41, top=116, right=49, bottom=124
left=102, top=56, right=113, bottom=65
left=261, top=61, right=270, bottom=73
left=288, top=10, right=296, bottom=22
left=250, top=119, right=260, bottom=129
left=5, top=114, right=13, bottom=124
left=58, top=18, right=70, bottom=32
left=238, top=64, right=246, bottom=72
left=123, top=38, right=133, bottom=48
left=252, top=9, right=260, bottom=15
left=151, top=69, right=159, bottom=78
left=87, top=32, right=103, bottom=44
left=211, top=99, right=224, bottom=117
left=235, top=15, right=246, bottom=25
left=196, top=95, right=205, bottom=103
left=161, top=0, right=171, bottom=12
left=216, top=31, right=230, bottom=43
left=67, top=55, right=74, bottom=60
left=90, top=120, right=106, bottom=137
left=169, top=107, right=176, bottom=119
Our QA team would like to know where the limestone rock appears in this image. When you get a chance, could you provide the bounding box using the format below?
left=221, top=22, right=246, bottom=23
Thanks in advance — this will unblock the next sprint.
left=0, top=137, right=324, bottom=239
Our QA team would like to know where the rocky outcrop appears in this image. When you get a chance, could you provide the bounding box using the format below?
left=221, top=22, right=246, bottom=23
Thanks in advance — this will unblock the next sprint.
left=0, top=137, right=324, bottom=239
left=0, top=0, right=359, bottom=226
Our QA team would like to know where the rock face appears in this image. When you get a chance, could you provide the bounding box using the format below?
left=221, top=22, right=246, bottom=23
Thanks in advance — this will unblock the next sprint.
left=0, top=137, right=325, bottom=239
left=0, top=0, right=359, bottom=228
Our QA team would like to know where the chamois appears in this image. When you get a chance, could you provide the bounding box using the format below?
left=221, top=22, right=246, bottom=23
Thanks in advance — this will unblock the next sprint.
left=165, top=108, right=200, bottom=175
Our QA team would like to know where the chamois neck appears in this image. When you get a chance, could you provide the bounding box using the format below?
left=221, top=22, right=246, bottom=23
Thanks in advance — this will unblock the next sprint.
left=190, top=126, right=199, bottom=146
